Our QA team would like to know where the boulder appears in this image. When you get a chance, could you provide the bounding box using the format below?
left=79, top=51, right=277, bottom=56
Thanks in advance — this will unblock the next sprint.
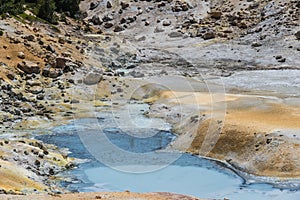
left=17, top=61, right=40, bottom=74
left=55, top=57, right=70, bottom=69
left=83, top=72, right=103, bottom=85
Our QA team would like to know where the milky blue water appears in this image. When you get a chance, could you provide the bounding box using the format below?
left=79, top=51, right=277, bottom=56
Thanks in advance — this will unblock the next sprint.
left=36, top=118, right=300, bottom=200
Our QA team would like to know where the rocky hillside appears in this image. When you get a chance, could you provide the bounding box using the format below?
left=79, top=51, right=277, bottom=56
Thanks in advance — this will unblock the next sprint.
left=82, top=0, right=299, bottom=40
left=80, top=0, right=300, bottom=73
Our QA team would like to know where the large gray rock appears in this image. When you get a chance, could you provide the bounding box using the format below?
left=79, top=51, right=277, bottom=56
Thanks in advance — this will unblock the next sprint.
left=17, top=61, right=40, bottom=74
left=83, top=72, right=103, bottom=85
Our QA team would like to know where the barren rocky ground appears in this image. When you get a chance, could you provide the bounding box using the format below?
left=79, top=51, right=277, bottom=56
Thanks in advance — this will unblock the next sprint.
left=0, top=0, right=299, bottom=199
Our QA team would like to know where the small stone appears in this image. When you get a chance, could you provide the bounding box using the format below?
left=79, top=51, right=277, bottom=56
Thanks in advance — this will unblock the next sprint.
left=23, top=35, right=35, bottom=41
left=71, top=99, right=80, bottom=104
left=162, top=20, right=171, bottom=26
left=168, top=32, right=183, bottom=38
left=203, top=32, right=215, bottom=40
left=114, top=25, right=124, bottom=32
left=129, top=71, right=144, bottom=78
left=277, top=58, right=286, bottom=63
left=107, top=1, right=112, bottom=8
left=251, top=42, right=262, bottom=47
left=120, top=2, right=129, bottom=10
left=6, top=72, right=14, bottom=80
left=36, top=94, right=44, bottom=100
left=102, top=15, right=114, bottom=22
left=137, top=36, right=146, bottom=41
left=90, top=2, right=99, bottom=10
left=58, top=37, right=65, bottom=44
left=34, top=160, right=41, bottom=166
left=210, top=11, right=222, bottom=19
left=104, top=22, right=114, bottom=29
left=62, top=52, right=71, bottom=58
left=27, top=86, right=44, bottom=94
left=237, top=22, right=248, bottom=29
left=295, top=31, right=300, bottom=40
left=46, top=45, right=55, bottom=53
left=42, top=65, right=62, bottom=78
left=91, top=15, right=102, bottom=25
left=17, top=52, right=25, bottom=59
left=154, top=26, right=164, bottom=33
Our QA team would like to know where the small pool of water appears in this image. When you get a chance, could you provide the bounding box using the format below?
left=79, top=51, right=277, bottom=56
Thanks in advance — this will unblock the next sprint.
left=33, top=102, right=300, bottom=200
left=36, top=117, right=300, bottom=200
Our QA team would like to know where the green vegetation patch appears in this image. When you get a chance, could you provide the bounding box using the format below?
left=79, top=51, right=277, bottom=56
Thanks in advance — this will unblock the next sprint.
left=0, top=0, right=81, bottom=24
